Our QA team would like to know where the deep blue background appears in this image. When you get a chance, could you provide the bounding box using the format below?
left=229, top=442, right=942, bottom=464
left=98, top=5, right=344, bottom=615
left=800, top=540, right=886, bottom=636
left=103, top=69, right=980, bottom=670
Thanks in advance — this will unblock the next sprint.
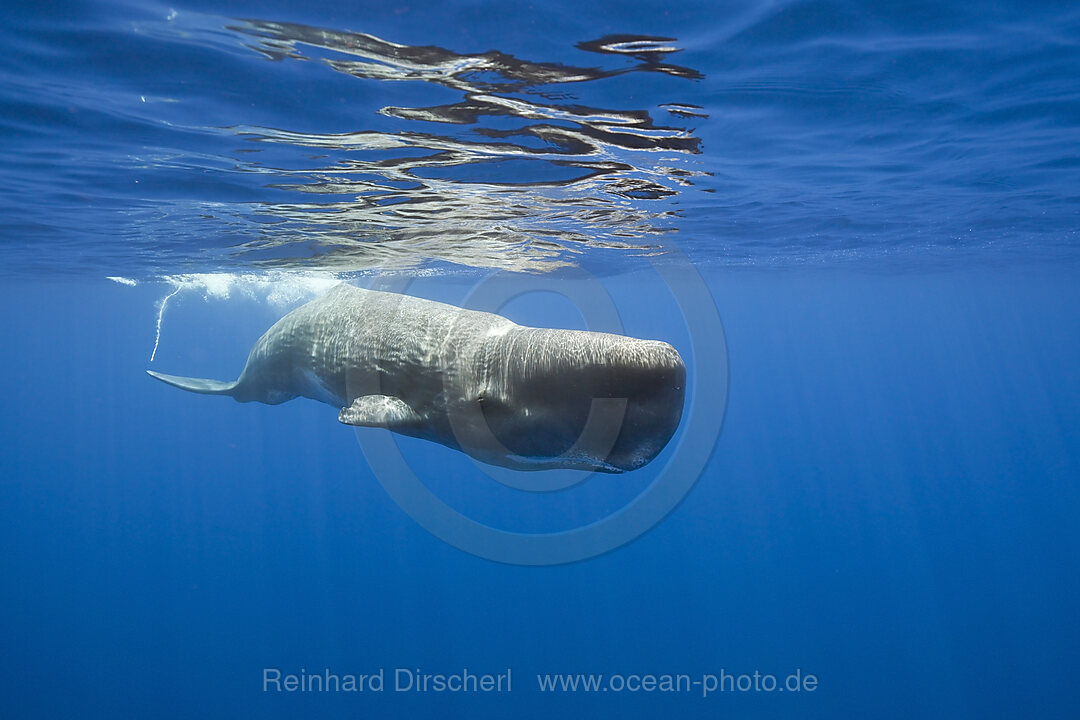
left=2, top=0, right=1080, bottom=718
left=3, top=269, right=1079, bottom=718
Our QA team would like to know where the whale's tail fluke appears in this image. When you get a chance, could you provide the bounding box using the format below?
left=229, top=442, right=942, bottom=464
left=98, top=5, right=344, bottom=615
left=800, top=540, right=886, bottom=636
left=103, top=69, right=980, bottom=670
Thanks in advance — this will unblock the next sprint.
left=146, top=370, right=238, bottom=396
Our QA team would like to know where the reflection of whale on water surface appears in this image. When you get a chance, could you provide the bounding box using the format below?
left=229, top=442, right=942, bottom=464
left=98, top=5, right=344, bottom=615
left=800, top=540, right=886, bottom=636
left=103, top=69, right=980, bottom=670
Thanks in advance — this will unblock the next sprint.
left=148, top=285, right=685, bottom=473
left=204, top=19, right=707, bottom=274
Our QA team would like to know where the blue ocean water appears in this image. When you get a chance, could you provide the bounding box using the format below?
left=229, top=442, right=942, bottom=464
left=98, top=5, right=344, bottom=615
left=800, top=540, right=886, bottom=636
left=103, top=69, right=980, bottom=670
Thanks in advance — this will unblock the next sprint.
left=2, top=0, right=1079, bottom=718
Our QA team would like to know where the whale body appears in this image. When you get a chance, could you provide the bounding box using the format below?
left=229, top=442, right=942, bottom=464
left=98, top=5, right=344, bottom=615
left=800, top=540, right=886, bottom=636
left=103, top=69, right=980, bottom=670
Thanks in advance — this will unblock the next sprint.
left=147, top=284, right=685, bottom=472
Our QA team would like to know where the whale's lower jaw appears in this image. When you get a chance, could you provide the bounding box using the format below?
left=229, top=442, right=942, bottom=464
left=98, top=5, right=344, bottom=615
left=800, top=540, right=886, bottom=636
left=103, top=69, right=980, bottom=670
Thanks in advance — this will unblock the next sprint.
left=440, top=429, right=666, bottom=473
left=486, top=453, right=628, bottom=474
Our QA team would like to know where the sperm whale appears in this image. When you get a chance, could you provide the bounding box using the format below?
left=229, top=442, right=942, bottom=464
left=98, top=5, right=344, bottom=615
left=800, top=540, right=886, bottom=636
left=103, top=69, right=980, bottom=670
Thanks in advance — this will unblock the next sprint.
left=147, top=284, right=685, bottom=472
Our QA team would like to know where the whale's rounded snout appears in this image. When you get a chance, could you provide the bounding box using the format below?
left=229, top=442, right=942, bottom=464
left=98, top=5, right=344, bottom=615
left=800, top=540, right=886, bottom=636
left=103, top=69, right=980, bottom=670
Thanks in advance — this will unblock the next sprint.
left=465, top=329, right=687, bottom=472
left=604, top=340, right=686, bottom=471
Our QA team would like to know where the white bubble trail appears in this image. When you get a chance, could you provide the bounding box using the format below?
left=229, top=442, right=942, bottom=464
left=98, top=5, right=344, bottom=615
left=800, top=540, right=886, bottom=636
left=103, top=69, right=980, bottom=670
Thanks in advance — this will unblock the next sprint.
left=150, top=283, right=182, bottom=363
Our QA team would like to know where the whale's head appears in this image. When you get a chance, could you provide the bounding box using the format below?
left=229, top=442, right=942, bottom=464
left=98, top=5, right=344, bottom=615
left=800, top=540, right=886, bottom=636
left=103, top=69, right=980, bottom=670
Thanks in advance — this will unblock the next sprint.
left=469, top=329, right=686, bottom=472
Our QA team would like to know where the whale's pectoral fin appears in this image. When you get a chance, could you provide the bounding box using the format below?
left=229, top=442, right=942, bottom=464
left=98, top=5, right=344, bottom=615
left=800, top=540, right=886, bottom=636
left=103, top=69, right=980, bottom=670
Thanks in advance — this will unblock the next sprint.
left=338, top=395, right=422, bottom=428
left=146, top=370, right=238, bottom=396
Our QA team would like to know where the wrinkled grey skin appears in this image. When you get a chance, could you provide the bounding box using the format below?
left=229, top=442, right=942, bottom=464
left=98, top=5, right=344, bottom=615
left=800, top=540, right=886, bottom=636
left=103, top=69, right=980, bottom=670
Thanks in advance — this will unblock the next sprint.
left=148, top=284, right=685, bottom=472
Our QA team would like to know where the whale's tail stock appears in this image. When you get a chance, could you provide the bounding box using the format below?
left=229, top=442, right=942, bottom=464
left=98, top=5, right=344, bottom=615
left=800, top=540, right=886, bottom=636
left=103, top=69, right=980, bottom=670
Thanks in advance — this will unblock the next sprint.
left=146, top=370, right=238, bottom=396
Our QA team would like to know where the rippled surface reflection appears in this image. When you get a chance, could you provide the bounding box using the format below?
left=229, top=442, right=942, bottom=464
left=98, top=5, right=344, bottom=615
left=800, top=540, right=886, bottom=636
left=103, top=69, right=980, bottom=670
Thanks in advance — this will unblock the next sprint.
left=199, top=19, right=707, bottom=271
